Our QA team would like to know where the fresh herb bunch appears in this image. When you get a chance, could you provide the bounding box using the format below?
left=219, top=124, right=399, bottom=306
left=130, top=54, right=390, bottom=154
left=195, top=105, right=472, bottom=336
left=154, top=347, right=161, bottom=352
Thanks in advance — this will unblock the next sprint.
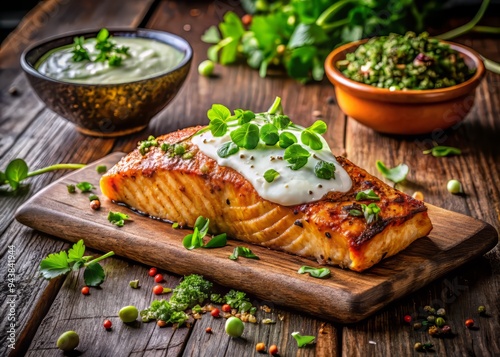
left=0, top=158, right=85, bottom=191
left=337, top=32, right=474, bottom=90
left=202, top=97, right=336, bottom=180
left=39, top=240, right=114, bottom=286
left=72, top=28, right=130, bottom=67
left=202, top=0, right=441, bottom=82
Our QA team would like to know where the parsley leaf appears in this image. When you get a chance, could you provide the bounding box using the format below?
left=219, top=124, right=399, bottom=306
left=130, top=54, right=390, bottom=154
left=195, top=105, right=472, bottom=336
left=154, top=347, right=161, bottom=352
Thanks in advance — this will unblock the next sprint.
left=207, top=104, right=231, bottom=121
left=83, top=262, right=105, bottom=287
left=376, top=160, right=409, bottom=183
left=39, top=251, right=71, bottom=279
left=183, top=227, right=203, bottom=250
left=39, top=239, right=114, bottom=286
left=229, top=246, right=259, bottom=260
left=298, top=266, right=331, bottom=279
left=264, top=169, right=280, bottom=183
left=183, top=216, right=227, bottom=250
left=71, top=36, right=90, bottom=62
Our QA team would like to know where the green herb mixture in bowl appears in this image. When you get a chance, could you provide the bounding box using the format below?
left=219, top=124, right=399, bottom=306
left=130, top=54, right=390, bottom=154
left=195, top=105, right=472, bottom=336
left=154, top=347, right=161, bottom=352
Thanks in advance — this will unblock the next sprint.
left=336, top=32, right=475, bottom=91
left=325, top=33, right=486, bottom=135
left=21, top=28, right=192, bottom=137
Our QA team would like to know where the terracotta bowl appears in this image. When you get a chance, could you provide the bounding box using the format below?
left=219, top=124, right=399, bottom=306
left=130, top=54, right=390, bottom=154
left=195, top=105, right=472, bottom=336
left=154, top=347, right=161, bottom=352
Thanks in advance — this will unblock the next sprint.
left=324, top=39, right=485, bottom=135
left=21, top=28, right=192, bottom=137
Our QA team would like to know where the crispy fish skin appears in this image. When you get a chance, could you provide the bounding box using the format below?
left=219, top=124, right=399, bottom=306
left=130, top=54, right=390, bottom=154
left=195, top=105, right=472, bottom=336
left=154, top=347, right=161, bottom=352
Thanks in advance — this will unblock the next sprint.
left=101, top=127, right=432, bottom=272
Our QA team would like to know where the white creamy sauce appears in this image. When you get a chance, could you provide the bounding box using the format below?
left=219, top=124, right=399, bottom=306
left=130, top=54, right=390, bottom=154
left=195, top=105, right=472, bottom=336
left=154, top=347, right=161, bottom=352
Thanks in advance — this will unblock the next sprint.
left=191, top=119, right=352, bottom=206
left=36, top=37, right=184, bottom=84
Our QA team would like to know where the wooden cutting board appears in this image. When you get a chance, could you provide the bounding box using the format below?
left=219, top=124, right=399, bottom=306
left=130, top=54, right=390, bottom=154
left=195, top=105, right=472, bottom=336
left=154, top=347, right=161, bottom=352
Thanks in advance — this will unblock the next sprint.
left=15, top=153, right=498, bottom=323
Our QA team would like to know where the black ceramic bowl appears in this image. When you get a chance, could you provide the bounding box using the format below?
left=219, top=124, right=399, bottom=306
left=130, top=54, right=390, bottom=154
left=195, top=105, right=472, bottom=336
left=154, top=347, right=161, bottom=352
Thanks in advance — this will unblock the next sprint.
left=21, top=28, right=192, bottom=137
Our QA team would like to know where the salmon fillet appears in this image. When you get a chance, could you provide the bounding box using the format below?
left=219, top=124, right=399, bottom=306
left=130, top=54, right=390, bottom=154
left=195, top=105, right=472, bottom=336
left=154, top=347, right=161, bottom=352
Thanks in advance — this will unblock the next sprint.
left=101, top=126, right=432, bottom=272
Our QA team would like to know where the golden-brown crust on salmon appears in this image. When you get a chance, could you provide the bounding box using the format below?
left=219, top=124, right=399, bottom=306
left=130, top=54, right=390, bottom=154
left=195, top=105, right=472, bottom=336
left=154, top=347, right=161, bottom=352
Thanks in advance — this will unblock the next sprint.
left=101, top=127, right=433, bottom=272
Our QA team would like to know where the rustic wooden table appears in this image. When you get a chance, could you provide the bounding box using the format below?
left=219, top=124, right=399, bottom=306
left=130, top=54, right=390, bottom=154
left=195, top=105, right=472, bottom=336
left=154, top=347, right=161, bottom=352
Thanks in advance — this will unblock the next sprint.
left=1, top=1, right=499, bottom=356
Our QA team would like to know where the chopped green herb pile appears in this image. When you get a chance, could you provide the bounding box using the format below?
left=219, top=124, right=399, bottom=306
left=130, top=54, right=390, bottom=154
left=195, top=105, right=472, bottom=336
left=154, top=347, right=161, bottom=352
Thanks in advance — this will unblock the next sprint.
left=182, top=216, right=227, bottom=250
left=39, top=239, right=114, bottom=286
left=0, top=158, right=85, bottom=191
left=141, top=275, right=259, bottom=327
left=202, top=1, right=444, bottom=83
left=337, top=32, right=475, bottom=90
left=72, top=28, right=130, bottom=67
left=204, top=97, right=336, bottom=180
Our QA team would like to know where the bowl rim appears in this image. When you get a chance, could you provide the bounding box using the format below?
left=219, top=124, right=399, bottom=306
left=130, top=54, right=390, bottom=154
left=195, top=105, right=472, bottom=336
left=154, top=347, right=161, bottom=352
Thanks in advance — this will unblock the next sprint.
left=324, top=38, right=486, bottom=103
left=20, top=27, right=193, bottom=86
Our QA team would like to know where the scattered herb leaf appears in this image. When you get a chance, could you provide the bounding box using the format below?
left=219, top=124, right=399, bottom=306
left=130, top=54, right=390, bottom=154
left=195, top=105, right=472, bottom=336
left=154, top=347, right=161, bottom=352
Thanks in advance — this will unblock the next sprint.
left=229, top=246, right=259, bottom=260
left=108, top=211, right=129, bottom=227
left=314, top=160, right=335, bottom=180
left=67, top=184, right=76, bottom=194
left=298, top=266, right=331, bottom=278
left=355, top=189, right=380, bottom=201
left=76, top=181, right=94, bottom=192
left=291, top=332, right=316, bottom=348
left=423, top=145, right=462, bottom=157
left=96, top=165, right=107, bottom=174
left=376, top=160, right=409, bottom=183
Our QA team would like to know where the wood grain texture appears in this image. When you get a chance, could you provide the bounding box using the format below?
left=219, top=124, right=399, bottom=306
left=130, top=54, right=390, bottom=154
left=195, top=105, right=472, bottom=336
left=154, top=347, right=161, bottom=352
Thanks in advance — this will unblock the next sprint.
left=15, top=153, right=498, bottom=324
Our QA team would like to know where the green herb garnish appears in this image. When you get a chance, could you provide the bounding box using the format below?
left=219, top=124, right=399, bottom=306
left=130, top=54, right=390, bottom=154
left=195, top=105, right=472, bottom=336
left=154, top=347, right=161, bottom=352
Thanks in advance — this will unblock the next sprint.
left=138, top=135, right=158, bottom=156
left=88, top=194, right=99, bottom=201
left=39, top=239, right=114, bottom=286
left=204, top=97, right=337, bottom=181
left=423, top=145, right=461, bottom=157
left=76, top=181, right=94, bottom=192
left=96, top=165, right=107, bottom=174
left=182, top=216, right=227, bottom=250
left=348, top=203, right=381, bottom=224
left=107, top=211, right=129, bottom=227
left=298, top=266, right=331, bottom=279
left=0, top=159, right=84, bottom=192
left=72, top=28, right=129, bottom=67
left=229, top=246, right=259, bottom=260
left=264, top=169, right=280, bottom=183
left=376, top=160, right=409, bottom=183
left=67, top=184, right=76, bottom=194
left=291, top=332, right=316, bottom=348
left=223, top=289, right=253, bottom=313
left=141, top=274, right=212, bottom=326
left=355, top=189, right=380, bottom=201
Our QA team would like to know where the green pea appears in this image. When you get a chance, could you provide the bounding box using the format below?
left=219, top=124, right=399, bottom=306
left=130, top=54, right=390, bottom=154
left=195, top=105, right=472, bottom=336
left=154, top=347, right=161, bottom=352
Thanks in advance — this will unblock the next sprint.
left=119, top=305, right=139, bottom=323
left=56, top=330, right=79, bottom=352
left=447, top=179, right=462, bottom=194
left=198, top=60, right=215, bottom=77
left=225, top=316, right=244, bottom=338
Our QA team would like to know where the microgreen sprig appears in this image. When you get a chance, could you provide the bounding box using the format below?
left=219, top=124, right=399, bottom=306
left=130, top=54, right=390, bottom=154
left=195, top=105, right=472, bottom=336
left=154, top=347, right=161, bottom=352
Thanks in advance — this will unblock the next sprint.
left=0, top=158, right=85, bottom=191
left=423, top=145, right=461, bottom=157
left=376, top=160, right=409, bottom=184
left=39, top=239, right=114, bottom=286
left=204, top=97, right=337, bottom=181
